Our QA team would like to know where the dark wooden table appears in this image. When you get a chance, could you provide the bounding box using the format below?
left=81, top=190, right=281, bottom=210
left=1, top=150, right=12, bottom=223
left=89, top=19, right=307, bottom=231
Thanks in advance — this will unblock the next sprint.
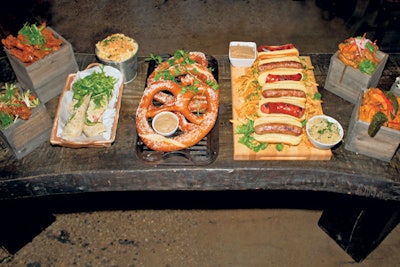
left=0, top=53, right=399, bottom=261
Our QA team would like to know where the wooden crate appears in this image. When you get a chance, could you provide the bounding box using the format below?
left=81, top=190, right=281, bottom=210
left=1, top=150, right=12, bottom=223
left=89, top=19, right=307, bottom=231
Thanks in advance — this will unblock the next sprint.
left=4, top=27, right=79, bottom=103
left=324, top=51, right=388, bottom=104
left=344, top=92, right=400, bottom=162
left=0, top=103, right=52, bottom=159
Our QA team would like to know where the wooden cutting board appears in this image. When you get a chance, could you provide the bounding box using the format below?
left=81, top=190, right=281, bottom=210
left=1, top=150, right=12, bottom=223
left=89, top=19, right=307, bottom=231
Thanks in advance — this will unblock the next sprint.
left=231, top=56, right=332, bottom=160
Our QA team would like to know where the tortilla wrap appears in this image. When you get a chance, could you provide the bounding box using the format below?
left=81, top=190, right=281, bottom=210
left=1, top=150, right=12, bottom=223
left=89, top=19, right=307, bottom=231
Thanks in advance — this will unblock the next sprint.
left=62, top=94, right=91, bottom=140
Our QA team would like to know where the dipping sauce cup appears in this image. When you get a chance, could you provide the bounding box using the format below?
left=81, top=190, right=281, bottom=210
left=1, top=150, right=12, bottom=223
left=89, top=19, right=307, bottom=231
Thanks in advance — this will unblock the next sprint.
left=229, top=41, right=257, bottom=67
left=152, top=111, right=179, bottom=137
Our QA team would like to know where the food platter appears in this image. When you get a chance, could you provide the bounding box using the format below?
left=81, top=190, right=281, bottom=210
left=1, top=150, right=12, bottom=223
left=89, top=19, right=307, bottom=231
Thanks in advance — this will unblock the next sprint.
left=50, top=64, right=124, bottom=148
left=231, top=56, right=333, bottom=160
left=135, top=54, right=219, bottom=165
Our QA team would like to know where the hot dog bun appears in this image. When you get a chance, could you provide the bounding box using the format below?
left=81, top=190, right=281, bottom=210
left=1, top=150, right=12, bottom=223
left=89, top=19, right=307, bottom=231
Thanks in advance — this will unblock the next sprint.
left=257, top=44, right=299, bottom=59
left=258, top=48, right=299, bottom=59
left=258, top=56, right=301, bottom=66
left=253, top=116, right=303, bottom=145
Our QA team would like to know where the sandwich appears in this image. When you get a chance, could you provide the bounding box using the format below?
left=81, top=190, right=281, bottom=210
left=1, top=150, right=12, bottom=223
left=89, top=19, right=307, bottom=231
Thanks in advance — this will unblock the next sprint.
left=260, top=80, right=307, bottom=100
left=62, top=94, right=91, bottom=140
left=257, top=69, right=305, bottom=86
left=257, top=56, right=304, bottom=73
left=253, top=116, right=303, bottom=145
left=258, top=97, right=306, bottom=121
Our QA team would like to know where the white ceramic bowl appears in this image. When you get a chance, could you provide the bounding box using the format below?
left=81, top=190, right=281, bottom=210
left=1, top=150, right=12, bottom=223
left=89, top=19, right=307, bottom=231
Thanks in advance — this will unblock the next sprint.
left=152, top=111, right=179, bottom=137
left=306, top=115, right=344, bottom=150
left=229, top=41, right=257, bottom=67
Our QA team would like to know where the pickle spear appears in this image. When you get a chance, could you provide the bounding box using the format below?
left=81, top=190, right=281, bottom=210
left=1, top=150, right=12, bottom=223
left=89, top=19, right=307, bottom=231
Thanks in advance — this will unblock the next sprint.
left=368, top=111, right=388, bottom=137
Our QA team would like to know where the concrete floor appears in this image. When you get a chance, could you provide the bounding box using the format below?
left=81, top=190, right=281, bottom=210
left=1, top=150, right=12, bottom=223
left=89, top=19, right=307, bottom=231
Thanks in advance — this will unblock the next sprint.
left=1, top=0, right=399, bottom=266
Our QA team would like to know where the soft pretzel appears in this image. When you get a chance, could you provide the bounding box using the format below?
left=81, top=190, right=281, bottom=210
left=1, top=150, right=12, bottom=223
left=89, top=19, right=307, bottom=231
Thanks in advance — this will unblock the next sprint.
left=136, top=51, right=219, bottom=151
left=136, top=80, right=219, bottom=151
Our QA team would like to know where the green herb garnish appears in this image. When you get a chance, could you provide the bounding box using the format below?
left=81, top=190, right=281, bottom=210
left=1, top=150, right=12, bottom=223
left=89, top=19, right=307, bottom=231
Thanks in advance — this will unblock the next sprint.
left=365, top=42, right=376, bottom=53
left=313, top=92, right=322, bottom=100
left=72, top=66, right=116, bottom=109
left=18, top=22, right=46, bottom=46
left=359, top=59, right=377, bottom=75
left=0, top=111, right=14, bottom=128
left=102, top=36, right=118, bottom=46
left=145, top=54, right=163, bottom=65
left=0, top=83, right=39, bottom=129
left=236, top=120, right=268, bottom=152
left=276, top=143, right=284, bottom=151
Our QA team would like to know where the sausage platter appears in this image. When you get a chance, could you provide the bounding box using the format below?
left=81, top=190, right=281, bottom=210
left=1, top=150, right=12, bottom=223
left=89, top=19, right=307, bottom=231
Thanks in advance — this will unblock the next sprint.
left=231, top=56, right=333, bottom=160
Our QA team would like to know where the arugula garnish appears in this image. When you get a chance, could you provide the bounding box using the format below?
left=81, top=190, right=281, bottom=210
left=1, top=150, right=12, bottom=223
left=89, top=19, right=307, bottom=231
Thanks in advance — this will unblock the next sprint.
left=72, top=66, right=116, bottom=109
left=18, top=22, right=46, bottom=47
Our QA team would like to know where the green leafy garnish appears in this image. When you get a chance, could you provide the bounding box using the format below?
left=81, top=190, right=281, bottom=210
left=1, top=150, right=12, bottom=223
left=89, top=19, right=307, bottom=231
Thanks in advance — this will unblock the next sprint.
left=147, top=50, right=219, bottom=96
left=313, top=92, right=322, bottom=100
left=72, top=66, right=116, bottom=109
left=276, top=143, right=284, bottom=151
left=365, top=42, right=376, bottom=53
left=0, top=112, right=14, bottom=128
left=206, top=79, right=219, bottom=90
left=0, top=83, right=16, bottom=103
left=236, top=120, right=268, bottom=152
left=101, top=35, right=118, bottom=46
left=359, top=59, right=377, bottom=75
left=145, top=53, right=163, bottom=65
left=18, top=22, right=46, bottom=46
left=0, top=83, right=39, bottom=129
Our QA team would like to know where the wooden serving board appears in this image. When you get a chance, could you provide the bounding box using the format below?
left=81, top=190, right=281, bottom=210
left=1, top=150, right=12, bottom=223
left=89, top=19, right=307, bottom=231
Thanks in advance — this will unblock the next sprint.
left=231, top=56, right=332, bottom=160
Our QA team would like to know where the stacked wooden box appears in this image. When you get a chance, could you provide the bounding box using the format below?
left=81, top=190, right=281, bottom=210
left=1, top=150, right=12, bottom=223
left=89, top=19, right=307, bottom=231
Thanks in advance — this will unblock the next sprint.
left=324, top=49, right=400, bottom=162
left=4, top=27, right=79, bottom=103
left=1, top=27, right=77, bottom=159
left=324, top=51, right=388, bottom=104
left=344, top=91, right=400, bottom=162
left=0, top=102, right=52, bottom=159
